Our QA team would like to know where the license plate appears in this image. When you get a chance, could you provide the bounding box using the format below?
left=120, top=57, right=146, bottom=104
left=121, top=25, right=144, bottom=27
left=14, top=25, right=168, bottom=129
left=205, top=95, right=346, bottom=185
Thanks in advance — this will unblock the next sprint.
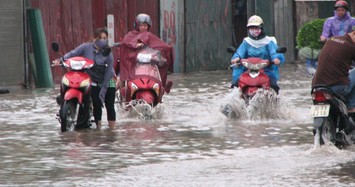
left=310, top=105, right=330, bottom=117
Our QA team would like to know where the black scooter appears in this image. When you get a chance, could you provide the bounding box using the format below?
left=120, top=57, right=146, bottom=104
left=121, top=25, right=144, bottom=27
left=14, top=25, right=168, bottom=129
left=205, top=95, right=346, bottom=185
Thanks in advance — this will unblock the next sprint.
left=311, top=85, right=355, bottom=149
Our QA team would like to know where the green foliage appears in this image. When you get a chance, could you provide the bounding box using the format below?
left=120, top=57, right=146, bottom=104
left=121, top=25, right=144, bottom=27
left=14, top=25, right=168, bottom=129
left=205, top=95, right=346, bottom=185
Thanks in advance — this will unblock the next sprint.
left=296, top=18, right=326, bottom=49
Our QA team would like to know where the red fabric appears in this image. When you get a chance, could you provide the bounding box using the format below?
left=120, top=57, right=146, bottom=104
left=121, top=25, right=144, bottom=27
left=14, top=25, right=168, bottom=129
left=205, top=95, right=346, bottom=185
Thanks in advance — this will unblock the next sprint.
left=119, top=31, right=174, bottom=86
left=113, top=47, right=120, bottom=75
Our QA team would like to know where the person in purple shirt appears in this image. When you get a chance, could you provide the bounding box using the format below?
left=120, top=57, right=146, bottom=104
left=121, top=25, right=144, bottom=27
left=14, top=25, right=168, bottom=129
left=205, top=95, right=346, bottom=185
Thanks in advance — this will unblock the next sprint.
left=320, top=0, right=355, bottom=41
left=306, top=1, right=355, bottom=77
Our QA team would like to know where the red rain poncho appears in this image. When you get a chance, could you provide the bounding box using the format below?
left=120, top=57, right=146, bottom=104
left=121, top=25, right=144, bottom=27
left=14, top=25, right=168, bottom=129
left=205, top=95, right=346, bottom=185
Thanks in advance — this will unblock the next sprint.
left=119, top=31, right=174, bottom=86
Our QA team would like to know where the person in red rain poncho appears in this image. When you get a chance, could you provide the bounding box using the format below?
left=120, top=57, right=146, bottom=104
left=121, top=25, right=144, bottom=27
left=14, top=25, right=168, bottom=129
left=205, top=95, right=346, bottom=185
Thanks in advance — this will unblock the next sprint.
left=117, top=13, right=174, bottom=93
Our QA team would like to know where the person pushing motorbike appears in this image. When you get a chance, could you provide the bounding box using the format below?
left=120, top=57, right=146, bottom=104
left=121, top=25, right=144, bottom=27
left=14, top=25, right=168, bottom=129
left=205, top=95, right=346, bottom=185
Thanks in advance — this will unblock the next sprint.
left=230, top=15, right=285, bottom=94
left=53, top=28, right=116, bottom=130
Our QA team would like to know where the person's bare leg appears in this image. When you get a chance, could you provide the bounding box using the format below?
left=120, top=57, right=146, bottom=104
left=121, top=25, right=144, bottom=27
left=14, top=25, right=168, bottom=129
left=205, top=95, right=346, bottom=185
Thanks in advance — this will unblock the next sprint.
left=116, top=77, right=122, bottom=91
left=96, top=120, right=102, bottom=129
left=108, top=120, right=115, bottom=129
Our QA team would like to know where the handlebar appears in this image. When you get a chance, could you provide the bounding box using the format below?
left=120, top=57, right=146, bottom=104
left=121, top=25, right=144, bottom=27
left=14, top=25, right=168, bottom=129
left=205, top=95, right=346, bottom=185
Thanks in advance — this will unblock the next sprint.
left=229, top=60, right=275, bottom=68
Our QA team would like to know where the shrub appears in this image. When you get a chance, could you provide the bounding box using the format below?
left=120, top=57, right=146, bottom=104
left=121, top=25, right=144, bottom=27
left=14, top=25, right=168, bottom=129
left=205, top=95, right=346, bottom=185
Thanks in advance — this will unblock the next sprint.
left=296, top=18, right=326, bottom=50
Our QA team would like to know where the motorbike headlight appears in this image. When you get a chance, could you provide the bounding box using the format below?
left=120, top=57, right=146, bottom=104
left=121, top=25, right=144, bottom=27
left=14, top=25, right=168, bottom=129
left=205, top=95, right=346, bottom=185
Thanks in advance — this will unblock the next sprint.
left=241, top=61, right=249, bottom=68
left=256, top=62, right=268, bottom=69
left=137, top=53, right=152, bottom=63
left=80, top=78, right=90, bottom=88
left=153, top=83, right=160, bottom=95
left=242, top=61, right=268, bottom=70
left=131, top=82, right=138, bottom=96
left=62, top=76, right=69, bottom=86
left=69, top=59, right=86, bottom=70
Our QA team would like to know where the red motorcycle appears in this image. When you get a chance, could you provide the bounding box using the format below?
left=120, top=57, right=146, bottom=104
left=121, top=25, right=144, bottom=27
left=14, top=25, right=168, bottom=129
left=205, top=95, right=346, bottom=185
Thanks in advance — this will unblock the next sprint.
left=119, top=47, right=171, bottom=109
left=228, top=46, right=286, bottom=102
left=221, top=46, right=286, bottom=118
left=52, top=43, right=93, bottom=132
left=237, top=57, right=272, bottom=101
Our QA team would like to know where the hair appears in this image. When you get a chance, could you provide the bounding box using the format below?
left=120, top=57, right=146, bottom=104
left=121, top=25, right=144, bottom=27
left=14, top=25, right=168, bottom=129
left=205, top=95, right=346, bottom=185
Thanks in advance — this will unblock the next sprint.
left=93, top=28, right=108, bottom=39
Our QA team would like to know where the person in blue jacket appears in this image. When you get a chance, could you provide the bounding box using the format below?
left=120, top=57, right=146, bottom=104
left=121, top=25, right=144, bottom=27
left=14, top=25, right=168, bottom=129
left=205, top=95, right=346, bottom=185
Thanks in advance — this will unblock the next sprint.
left=230, top=15, right=285, bottom=94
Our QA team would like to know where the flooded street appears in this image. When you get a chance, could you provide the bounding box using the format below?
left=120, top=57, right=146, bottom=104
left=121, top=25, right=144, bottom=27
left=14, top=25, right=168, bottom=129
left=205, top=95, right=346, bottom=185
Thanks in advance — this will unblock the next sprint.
left=1, top=63, right=355, bottom=186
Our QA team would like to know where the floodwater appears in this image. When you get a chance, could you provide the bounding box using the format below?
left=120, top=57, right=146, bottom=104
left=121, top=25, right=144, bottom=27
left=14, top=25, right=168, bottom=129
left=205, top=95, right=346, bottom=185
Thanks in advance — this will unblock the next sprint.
left=0, top=63, right=354, bottom=187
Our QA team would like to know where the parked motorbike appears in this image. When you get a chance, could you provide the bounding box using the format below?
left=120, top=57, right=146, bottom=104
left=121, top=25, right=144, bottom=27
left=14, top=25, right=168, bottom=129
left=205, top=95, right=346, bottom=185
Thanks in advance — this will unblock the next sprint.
left=52, top=42, right=94, bottom=132
left=119, top=47, right=171, bottom=112
left=221, top=46, right=286, bottom=118
left=310, top=85, right=355, bottom=149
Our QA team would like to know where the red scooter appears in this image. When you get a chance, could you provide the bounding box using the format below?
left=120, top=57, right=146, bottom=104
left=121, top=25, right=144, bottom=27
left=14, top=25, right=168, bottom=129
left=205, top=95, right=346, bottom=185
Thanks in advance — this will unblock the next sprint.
left=52, top=43, right=93, bottom=132
left=221, top=46, right=286, bottom=118
left=237, top=57, right=271, bottom=101
left=227, top=46, right=286, bottom=102
left=119, top=47, right=171, bottom=109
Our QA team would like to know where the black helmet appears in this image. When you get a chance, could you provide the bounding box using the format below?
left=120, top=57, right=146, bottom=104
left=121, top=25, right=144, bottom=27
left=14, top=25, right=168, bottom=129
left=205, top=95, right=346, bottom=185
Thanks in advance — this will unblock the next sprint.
left=134, top=13, right=152, bottom=31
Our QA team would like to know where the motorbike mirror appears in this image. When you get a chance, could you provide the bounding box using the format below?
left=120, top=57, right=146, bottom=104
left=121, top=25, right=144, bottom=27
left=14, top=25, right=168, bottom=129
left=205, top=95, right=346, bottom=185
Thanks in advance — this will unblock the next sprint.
left=276, top=47, right=287, bottom=53
left=227, top=46, right=236, bottom=54
left=102, top=47, right=111, bottom=57
left=51, top=42, right=59, bottom=53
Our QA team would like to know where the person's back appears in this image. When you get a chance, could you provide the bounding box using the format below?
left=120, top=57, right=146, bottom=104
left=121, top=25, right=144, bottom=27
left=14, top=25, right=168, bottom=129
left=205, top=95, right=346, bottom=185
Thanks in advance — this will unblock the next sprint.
left=313, top=29, right=355, bottom=114
left=313, top=35, right=355, bottom=87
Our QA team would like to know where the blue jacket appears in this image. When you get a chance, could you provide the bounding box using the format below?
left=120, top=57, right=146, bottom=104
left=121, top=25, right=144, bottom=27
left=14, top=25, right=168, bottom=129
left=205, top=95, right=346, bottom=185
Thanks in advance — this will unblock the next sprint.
left=230, top=36, right=285, bottom=84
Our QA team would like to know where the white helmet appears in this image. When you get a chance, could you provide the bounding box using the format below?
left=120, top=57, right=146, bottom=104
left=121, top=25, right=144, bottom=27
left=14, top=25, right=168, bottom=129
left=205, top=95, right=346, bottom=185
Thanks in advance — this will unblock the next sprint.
left=247, top=15, right=263, bottom=27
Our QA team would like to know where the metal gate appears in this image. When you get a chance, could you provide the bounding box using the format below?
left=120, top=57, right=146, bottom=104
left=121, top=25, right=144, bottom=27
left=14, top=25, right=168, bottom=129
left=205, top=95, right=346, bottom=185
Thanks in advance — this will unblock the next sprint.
left=30, top=0, right=159, bottom=84
left=248, top=0, right=295, bottom=63
left=185, top=0, right=232, bottom=72
left=0, top=0, right=24, bottom=86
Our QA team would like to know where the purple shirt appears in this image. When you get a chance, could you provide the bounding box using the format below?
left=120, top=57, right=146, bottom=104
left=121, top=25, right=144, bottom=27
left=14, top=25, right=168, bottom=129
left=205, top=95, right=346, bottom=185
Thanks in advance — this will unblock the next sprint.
left=321, top=11, right=355, bottom=38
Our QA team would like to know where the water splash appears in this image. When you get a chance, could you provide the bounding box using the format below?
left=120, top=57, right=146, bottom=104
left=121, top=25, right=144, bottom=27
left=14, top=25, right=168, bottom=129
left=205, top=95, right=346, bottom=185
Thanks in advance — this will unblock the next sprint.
left=220, top=88, right=294, bottom=120
left=117, top=99, right=166, bottom=120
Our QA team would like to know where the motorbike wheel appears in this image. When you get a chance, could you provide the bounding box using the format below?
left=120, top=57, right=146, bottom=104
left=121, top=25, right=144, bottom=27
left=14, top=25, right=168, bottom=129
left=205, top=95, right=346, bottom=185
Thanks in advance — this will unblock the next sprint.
left=75, top=96, right=92, bottom=129
left=314, top=118, right=336, bottom=146
left=60, top=99, right=78, bottom=132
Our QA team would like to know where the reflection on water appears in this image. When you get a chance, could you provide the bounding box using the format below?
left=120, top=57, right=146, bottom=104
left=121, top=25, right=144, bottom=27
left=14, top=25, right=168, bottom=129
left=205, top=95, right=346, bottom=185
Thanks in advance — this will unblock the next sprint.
left=0, top=64, right=354, bottom=186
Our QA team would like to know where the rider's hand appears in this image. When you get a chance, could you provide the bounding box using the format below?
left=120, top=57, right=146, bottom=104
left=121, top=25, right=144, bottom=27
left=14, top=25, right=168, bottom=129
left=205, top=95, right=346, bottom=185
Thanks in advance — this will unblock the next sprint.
left=136, top=43, right=145, bottom=48
left=273, top=58, right=280, bottom=65
left=52, top=59, right=61, bottom=66
left=320, top=36, right=327, bottom=42
left=231, top=58, right=240, bottom=65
